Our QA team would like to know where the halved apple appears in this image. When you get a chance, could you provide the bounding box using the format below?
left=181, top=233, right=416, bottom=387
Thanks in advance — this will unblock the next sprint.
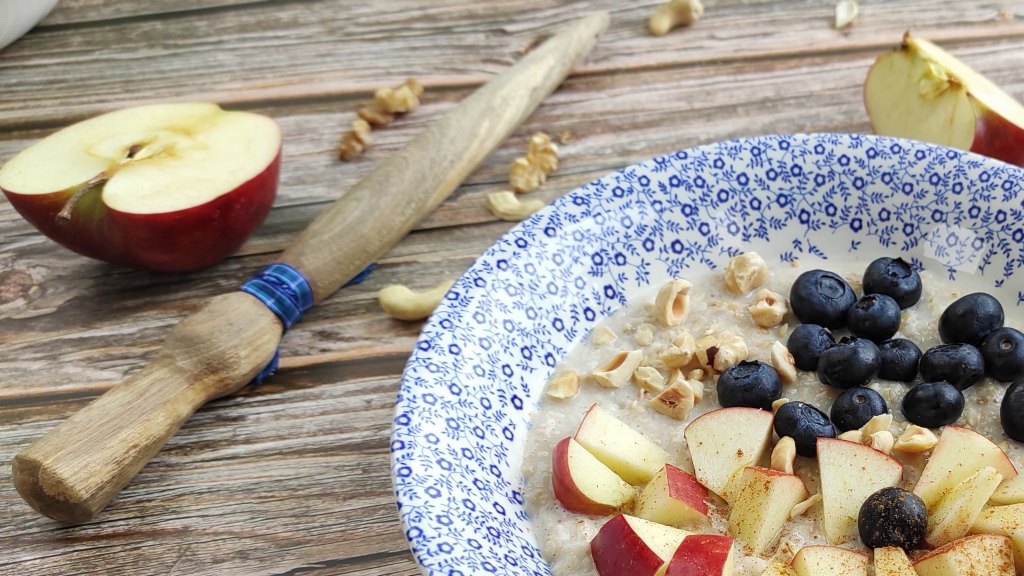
left=913, top=534, right=1015, bottom=576
left=873, top=546, right=917, bottom=576
left=970, top=503, right=1024, bottom=570
left=913, top=426, right=1018, bottom=510
left=865, top=33, right=1024, bottom=167
left=684, top=407, right=774, bottom=502
left=575, top=403, right=671, bottom=485
left=992, top=472, right=1024, bottom=505
left=817, top=437, right=903, bottom=545
left=791, top=546, right=868, bottom=576
left=655, top=534, right=735, bottom=576
left=590, top=513, right=691, bottom=576
left=0, top=103, right=281, bottom=272
left=551, top=437, right=634, bottom=515
left=727, top=466, right=809, bottom=556
left=926, top=466, right=1004, bottom=547
left=634, top=464, right=710, bottom=528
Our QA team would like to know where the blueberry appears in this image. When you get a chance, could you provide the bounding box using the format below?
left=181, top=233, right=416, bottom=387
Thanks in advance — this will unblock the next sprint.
left=790, top=270, right=857, bottom=329
left=939, top=292, right=1004, bottom=346
left=787, top=324, right=835, bottom=371
left=774, top=401, right=837, bottom=457
left=862, top=257, right=923, bottom=309
left=902, top=381, right=964, bottom=428
left=858, top=487, right=927, bottom=551
left=1002, top=380, right=1024, bottom=442
left=717, top=361, right=782, bottom=410
left=830, top=387, right=889, bottom=432
left=816, top=337, right=881, bottom=389
left=878, top=338, right=922, bottom=382
left=919, top=344, right=985, bottom=390
left=981, top=327, right=1024, bottom=382
left=847, top=294, right=902, bottom=343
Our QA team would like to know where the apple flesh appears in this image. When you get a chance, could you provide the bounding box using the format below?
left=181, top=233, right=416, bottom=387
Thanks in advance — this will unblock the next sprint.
left=817, top=437, right=903, bottom=545
left=551, top=437, right=634, bottom=515
left=634, top=464, right=710, bottom=528
left=655, top=534, right=735, bottom=576
left=790, top=546, right=869, bottom=576
left=913, top=534, right=1016, bottom=576
left=970, top=504, right=1024, bottom=570
left=684, top=407, right=774, bottom=502
left=0, top=103, right=281, bottom=272
left=589, top=513, right=691, bottom=576
left=761, top=559, right=799, bottom=576
left=913, top=426, right=1018, bottom=510
left=873, top=546, right=917, bottom=576
left=727, top=466, right=809, bottom=556
left=926, top=466, right=1004, bottom=548
left=575, top=403, right=671, bottom=485
left=865, top=33, right=1024, bottom=167
left=992, top=472, right=1024, bottom=505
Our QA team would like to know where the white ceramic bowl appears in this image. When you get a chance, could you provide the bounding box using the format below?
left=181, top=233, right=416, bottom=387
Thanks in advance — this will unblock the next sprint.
left=0, top=0, right=59, bottom=51
left=391, top=133, right=1024, bottom=575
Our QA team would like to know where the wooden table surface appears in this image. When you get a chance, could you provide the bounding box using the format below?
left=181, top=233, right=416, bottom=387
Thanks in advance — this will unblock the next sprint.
left=1, top=1, right=1022, bottom=574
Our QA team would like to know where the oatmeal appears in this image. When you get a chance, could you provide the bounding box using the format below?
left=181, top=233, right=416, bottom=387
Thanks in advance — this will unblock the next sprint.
left=522, top=256, right=1024, bottom=575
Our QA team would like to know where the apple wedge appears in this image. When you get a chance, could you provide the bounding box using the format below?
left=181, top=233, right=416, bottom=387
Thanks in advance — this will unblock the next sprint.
left=926, top=466, right=1004, bottom=547
left=551, top=437, right=634, bottom=515
left=684, top=407, right=774, bottom=502
left=575, top=404, right=671, bottom=485
left=970, top=504, right=1024, bottom=571
left=0, top=103, right=281, bottom=272
left=913, top=426, right=1018, bottom=510
left=634, top=464, right=710, bottom=528
left=873, top=546, right=917, bottom=576
left=791, top=546, right=869, bottom=576
left=992, top=472, right=1024, bottom=505
left=817, top=437, right=903, bottom=545
left=590, top=513, right=691, bottom=576
left=727, top=466, right=809, bottom=556
left=865, top=33, right=1024, bottom=167
left=913, top=534, right=1015, bottom=576
left=655, top=534, right=735, bottom=576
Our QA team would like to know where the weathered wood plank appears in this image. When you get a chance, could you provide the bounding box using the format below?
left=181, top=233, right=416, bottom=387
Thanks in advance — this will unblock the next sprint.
left=3, top=0, right=1022, bottom=129
left=39, top=0, right=265, bottom=26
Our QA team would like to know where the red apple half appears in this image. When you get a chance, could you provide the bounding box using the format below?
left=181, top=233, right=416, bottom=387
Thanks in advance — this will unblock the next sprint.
left=0, top=103, right=281, bottom=272
left=865, top=33, right=1024, bottom=167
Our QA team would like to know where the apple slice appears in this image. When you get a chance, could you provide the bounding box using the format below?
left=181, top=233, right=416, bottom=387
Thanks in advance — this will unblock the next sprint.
left=873, top=546, right=917, bottom=576
left=727, top=466, right=809, bottom=556
left=865, top=33, right=1024, bottom=167
left=0, top=103, right=281, bottom=272
left=913, top=426, right=1018, bottom=510
left=634, top=464, right=710, bottom=528
left=817, top=437, right=903, bottom=545
left=913, top=534, right=1015, bottom=576
left=575, top=404, right=671, bottom=485
left=926, top=466, right=1004, bottom=547
left=551, top=437, right=634, bottom=515
left=791, top=546, right=868, bottom=576
left=684, top=407, right=774, bottom=502
left=992, top=472, right=1024, bottom=505
left=655, top=534, right=735, bottom=576
left=590, top=513, right=691, bottom=576
left=971, top=504, right=1024, bottom=570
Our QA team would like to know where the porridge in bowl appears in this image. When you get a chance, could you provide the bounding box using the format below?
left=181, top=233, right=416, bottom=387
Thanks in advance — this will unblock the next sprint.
left=523, top=252, right=1024, bottom=575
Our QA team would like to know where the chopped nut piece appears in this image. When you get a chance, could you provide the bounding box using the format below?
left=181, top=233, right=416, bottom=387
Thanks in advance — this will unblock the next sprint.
left=771, top=436, right=797, bottom=475
left=770, top=341, right=798, bottom=384
left=749, top=288, right=788, bottom=328
left=648, top=0, right=704, bottom=36
left=778, top=323, right=790, bottom=338
left=486, top=191, right=545, bottom=221
left=654, top=278, right=693, bottom=327
left=375, top=78, right=424, bottom=114
left=634, top=323, right=655, bottom=347
left=509, top=157, right=546, bottom=193
left=662, top=331, right=697, bottom=368
left=686, top=368, right=705, bottom=382
left=357, top=105, right=394, bottom=127
left=723, top=252, right=768, bottom=294
left=650, top=376, right=696, bottom=420
left=772, top=397, right=791, bottom=413
left=528, top=132, right=559, bottom=174
left=894, top=424, right=939, bottom=453
left=838, top=430, right=863, bottom=443
left=337, top=131, right=367, bottom=161
left=592, top=326, right=617, bottom=346
left=545, top=371, right=579, bottom=399
left=633, top=365, right=666, bottom=392
left=859, top=413, right=893, bottom=441
left=868, top=430, right=895, bottom=455
left=593, top=350, right=644, bottom=388
left=687, top=378, right=705, bottom=403
left=835, top=0, right=859, bottom=29
left=790, top=494, right=822, bottom=519
left=672, top=330, right=695, bottom=349
left=697, top=332, right=748, bottom=372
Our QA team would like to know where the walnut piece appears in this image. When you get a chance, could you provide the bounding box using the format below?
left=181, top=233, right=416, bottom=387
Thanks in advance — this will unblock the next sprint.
left=509, top=157, right=546, bottom=193
left=749, top=288, right=788, bottom=328
left=374, top=78, right=424, bottom=114
left=509, top=131, right=560, bottom=193
left=723, top=252, right=768, bottom=294
left=337, top=119, right=373, bottom=161
left=545, top=371, right=579, bottom=399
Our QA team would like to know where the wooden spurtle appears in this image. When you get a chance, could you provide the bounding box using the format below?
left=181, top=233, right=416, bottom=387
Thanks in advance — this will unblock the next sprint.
left=12, top=11, right=609, bottom=524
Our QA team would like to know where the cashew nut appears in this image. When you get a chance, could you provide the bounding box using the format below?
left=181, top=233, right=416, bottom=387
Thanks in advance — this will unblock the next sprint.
left=859, top=413, right=893, bottom=441
left=771, top=436, right=797, bottom=475
left=545, top=371, right=579, bottom=400
left=654, top=279, right=693, bottom=326
left=894, top=424, right=939, bottom=453
left=378, top=280, right=455, bottom=321
left=648, top=0, right=704, bottom=36
left=633, top=365, right=666, bottom=393
left=486, top=191, right=545, bottom=222
left=790, top=494, right=822, bottom=519
left=867, top=430, right=895, bottom=455
left=835, top=0, right=859, bottom=29
left=593, top=350, right=644, bottom=388
left=770, top=341, right=798, bottom=384
left=591, top=325, right=617, bottom=346
left=749, top=288, right=788, bottom=328
left=650, top=374, right=696, bottom=420
left=723, top=252, right=768, bottom=295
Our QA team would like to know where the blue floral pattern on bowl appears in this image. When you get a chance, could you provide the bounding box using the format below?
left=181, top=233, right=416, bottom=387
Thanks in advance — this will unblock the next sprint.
left=391, top=134, right=1024, bottom=575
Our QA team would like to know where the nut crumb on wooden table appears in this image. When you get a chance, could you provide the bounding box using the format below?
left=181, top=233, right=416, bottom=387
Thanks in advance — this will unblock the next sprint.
left=2, top=1, right=1023, bottom=575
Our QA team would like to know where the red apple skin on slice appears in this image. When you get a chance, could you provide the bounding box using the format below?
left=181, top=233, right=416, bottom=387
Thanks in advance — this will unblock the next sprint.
left=634, top=464, right=710, bottom=528
left=657, top=534, right=735, bottom=576
left=590, top=514, right=690, bottom=576
left=913, top=534, right=1016, bottom=576
left=551, top=437, right=634, bottom=515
